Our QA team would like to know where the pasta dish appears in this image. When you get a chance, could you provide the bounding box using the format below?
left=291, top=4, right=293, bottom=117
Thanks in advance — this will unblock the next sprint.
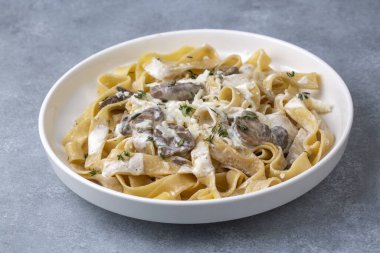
left=63, top=45, right=334, bottom=200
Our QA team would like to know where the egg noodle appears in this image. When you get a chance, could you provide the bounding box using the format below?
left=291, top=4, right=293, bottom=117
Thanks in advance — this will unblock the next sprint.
left=63, top=45, right=334, bottom=200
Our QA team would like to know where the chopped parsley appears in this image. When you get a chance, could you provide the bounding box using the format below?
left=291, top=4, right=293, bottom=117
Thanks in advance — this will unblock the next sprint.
left=242, top=111, right=258, bottom=121
left=209, top=108, right=218, bottom=115
left=179, top=104, right=195, bottom=117
left=117, top=154, right=124, bottom=161
left=237, top=123, right=248, bottom=131
left=213, top=96, right=219, bottom=101
left=177, top=138, right=185, bottom=147
left=84, top=153, right=88, bottom=159
left=123, top=151, right=130, bottom=157
left=286, top=71, right=295, bottom=77
left=204, top=134, right=214, bottom=143
left=217, top=127, right=228, bottom=137
left=186, top=55, right=193, bottom=59
left=130, top=112, right=142, bottom=120
left=159, top=154, right=167, bottom=160
left=297, top=92, right=310, bottom=101
left=211, top=124, right=228, bottom=138
left=146, top=136, right=154, bottom=142
left=134, top=90, right=146, bottom=99
left=89, top=170, right=97, bottom=176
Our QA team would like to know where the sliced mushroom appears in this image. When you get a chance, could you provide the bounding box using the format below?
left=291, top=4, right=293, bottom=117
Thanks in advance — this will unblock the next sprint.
left=99, top=87, right=132, bottom=109
left=170, top=156, right=192, bottom=166
left=233, top=111, right=290, bottom=150
left=153, top=122, right=195, bottom=157
left=120, top=107, right=164, bottom=136
left=223, top=66, right=239, bottom=76
left=233, top=111, right=272, bottom=146
left=150, top=82, right=202, bottom=101
left=271, top=126, right=289, bottom=151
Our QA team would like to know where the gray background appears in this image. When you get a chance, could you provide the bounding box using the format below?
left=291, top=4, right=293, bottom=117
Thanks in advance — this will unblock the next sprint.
left=1, top=0, right=379, bottom=252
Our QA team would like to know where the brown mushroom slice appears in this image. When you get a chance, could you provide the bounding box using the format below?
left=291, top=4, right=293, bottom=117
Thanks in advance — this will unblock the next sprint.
left=99, top=87, right=132, bottom=109
left=222, top=66, right=240, bottom=76
left=150, top=82, right=202, bottom=101
left=233, top=112, right=272, bottom=146
left=120, top=107, right=164, bottom=136
left=271, top=126, right=289, bottom=151
left=153, top=123, right=195, bottom=157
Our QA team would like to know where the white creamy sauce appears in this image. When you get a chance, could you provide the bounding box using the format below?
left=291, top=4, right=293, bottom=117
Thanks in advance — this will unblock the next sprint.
left=239, top=64, right=254, bottom=74
left=284, top=97, right=306, bottom=110
left=88, top=124, right=109, bottom=155
left=297, top=75, right=309, bottom=85
left=128, top=96, right=156, bottom=113
left=309, top=98, right=332, bottom=113
left=226, top=127, right=244, bottom=147
left=164, top=101, right=185, bottom=124
left=115, top=91, right=130, bottom=98
left=266, top=112, right=298, bottom=140
left=190, top=141, right=215, bottom=178
left=156, top=121, right=181, bottom=142
left=195, top=69, right=210, bottom=84
left=114, top=122, right=123, bottom=137
left=224, top=106, right=245, bottom=119
left=235, top=82, right=255, bottom=104
left=132, top=132, right=152, bottom=151
left=102, top=153, right=145, bottom=177
left=144, top=58, right=173, bottom=80
left=134, top=119, right=152, bottom=130
left=286, top=128, right=308, bottom=164
left=223, top=74, right=250, bottom=87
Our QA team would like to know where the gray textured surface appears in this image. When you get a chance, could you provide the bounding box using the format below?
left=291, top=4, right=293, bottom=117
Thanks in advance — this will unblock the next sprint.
left=1, top=0, right=379, bottom=252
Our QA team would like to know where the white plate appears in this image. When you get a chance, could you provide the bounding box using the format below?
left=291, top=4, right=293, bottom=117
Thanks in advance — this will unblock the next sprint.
left=39, top=29, right=353, bottom=224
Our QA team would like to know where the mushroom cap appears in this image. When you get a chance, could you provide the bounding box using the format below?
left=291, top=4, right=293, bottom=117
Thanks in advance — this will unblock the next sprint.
left=150, top=82, right=202, bottom=101
left=153, top=123, right=195, bottom=157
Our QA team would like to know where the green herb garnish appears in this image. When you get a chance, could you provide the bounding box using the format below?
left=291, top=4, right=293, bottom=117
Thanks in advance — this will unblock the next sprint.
left=187, top=56, right=193, bottom=59
left=204, top=134, right=214, bottom=143
left=211, top=124, right=228, bottom=138
left=159, top=154, right=167, bottom=160
left=146, top=136, right=154, bottom=142
left=209, top=108, right=218, bottom=115
left=84, top=153, right=88, bottom=159
left=177, top=138, right=185, bottom=147
left=242, top=111, right=258, bottom=121
left=123, top=151, right=130, bottom=157
left=130, top=112, right=142, bottom=120
left=117, top=154, right=124, bottom=161
left=134, top=90, right=146, bottom=99
left=297, top=92, right=310, bottom=101
left=89, top=170, right=97, bottom=176
left=238, top=123, right=248, bottom=131
left=287, top=71, right=295, bottom=77
left=217, top=127, right=228, bottom=137
left=213, top=96, right=219, bottom=101
left=179, top=104, right=195, bottom=117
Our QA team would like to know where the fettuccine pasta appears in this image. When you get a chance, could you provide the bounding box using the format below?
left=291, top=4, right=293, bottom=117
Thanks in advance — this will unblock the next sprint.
left=63, top=45, right=334, bottom=200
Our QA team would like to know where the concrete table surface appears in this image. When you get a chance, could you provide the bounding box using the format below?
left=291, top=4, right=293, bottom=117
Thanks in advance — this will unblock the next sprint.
left=1, top=0, right=379, bottom=252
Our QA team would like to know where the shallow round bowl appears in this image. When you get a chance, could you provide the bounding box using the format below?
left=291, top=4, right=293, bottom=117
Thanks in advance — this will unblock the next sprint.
left=39, top=29, right=353, bottom=224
